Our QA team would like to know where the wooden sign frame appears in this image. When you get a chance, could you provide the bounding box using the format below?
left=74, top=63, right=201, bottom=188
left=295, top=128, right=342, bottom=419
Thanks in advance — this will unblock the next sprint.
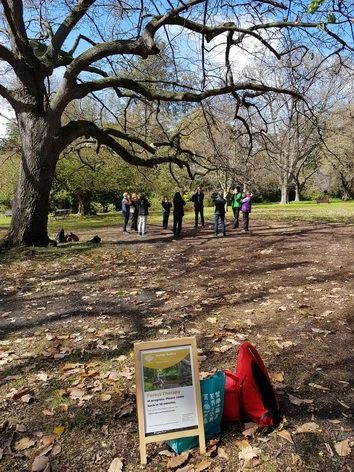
left=134, top=337, right=206, bottom=464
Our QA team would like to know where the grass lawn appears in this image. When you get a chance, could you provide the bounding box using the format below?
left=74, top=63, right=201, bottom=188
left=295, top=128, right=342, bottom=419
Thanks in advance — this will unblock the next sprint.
left=1, top=199, right=353, bottom=233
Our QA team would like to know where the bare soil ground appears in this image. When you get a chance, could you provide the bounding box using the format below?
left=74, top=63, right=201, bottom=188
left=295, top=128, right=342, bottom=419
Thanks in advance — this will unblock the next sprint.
left=0, top=220, right=353, bottom=472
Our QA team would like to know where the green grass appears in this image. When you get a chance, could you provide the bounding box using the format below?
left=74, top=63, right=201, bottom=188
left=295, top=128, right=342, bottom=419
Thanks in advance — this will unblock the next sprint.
left=0, top=200, right=353, bottom=233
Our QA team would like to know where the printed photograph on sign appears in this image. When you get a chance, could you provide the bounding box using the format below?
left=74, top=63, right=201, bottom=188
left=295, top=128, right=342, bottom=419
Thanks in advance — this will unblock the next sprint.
left=141, top=345, right=198, bottom=434
left=143, top=350, right=192, bottom=391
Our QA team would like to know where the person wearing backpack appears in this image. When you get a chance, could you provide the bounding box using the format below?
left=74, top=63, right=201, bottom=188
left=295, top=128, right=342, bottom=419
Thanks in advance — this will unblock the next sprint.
left=230, top=186, right=243, bottom=229
left=241, top=191, right=253, bottom=232
left=137, top=193, right=151, bottom=236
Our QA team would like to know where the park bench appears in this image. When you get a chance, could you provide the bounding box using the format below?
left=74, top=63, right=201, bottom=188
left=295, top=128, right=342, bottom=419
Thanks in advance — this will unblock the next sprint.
left=3, top=210, right=12, bottom=217
left=316, top=195, right=330, bottom=204
left=53, top=208, right=72, bottom=218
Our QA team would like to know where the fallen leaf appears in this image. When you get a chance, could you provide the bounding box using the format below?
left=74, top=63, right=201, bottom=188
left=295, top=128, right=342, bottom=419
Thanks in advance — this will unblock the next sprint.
left=195, top=459, right=211, bottom=471
left=14, top=437, right=36, bottom=451
left=308, top=383, right=330, bottom=391
left=334, top=439, right=351, bottom=457
left=217, top=447, right=229, bottom=459
left=31, top=455, right=49, bottom=472
left=53, top=425, right=65, bottom=436
left=277, top=429, right=294, bottom=444
left=51, top=444, right=61, bottom=456
left=242, top=423, right=258, bottom=437
left=16, top=424, right=26, bottom=432
left=158, top=449, right=175, bottom=457
left=238, top=446, right=261, bottom=461
left=108, top=457, right=123, bottom=472
left=116, top=402, right=134, bottom=418
left=100, top=393, right=112, bottom=402
left=288, top=394, right=313, bottom=406
left=294, top=422, right=321, bottom=434
left=42, top=410, right=54, bottom=417
left=269, top=372, right=284, bottom=383
left=206, top=317, right=217, bottom=324
left=176, top=466, right=194, bottom=472
left=205, top=445, right=217, bottom=457
left=21, top=394, right=34, bottom=403
left=235, top=439, right=250, bottom=449
left=36, top=372, right=49, bottom=382
left=167, top=452, right=189, bottom=469
left=40, top=435, right=56, bottom=447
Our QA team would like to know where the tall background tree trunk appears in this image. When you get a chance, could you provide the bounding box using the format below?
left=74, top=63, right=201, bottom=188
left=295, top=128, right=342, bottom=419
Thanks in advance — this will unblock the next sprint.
left=3, top=113, right=60, bottom=247
left=77, top=191, right=93, bottom=215
left=280, top=173, right=290, bottom=204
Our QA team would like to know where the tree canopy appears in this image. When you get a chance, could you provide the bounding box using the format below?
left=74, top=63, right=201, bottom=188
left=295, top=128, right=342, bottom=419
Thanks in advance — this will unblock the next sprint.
left=0, top=0, right=353, bottom=246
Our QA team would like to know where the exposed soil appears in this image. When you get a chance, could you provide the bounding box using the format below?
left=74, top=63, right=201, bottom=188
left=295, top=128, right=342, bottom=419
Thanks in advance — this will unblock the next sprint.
left=0, top=220, right=353, bottom=472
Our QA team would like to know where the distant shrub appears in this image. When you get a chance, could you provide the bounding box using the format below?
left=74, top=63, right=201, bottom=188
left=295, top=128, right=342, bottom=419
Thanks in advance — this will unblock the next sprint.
left=107, top=203, right=116, bottom=212
left=91, top=202, right=107, bottom=214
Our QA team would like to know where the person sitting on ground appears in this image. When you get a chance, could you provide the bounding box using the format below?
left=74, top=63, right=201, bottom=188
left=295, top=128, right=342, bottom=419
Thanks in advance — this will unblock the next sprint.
left=241, top=191, right=253, bottom=232
left=161, top=196, right=172, bottom=229
left=121, top=192, right=131, bottom=233
left=173, top=192, right=186, bottom=238
left=137, top=192, right=151, bottom=236
left=214, top=191, right=226, bottom=237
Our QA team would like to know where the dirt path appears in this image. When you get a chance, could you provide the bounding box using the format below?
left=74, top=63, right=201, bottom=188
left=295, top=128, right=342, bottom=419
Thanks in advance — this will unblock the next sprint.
left=0, top=221, right=353, bottom=472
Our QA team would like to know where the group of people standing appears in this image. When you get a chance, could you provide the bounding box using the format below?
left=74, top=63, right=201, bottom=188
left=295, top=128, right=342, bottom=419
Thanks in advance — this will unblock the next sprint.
left=120, top=186, right=252, bottom=238
left=121, top=192, right=151, bottom=236
left=213, top=186, right=253, bottom=237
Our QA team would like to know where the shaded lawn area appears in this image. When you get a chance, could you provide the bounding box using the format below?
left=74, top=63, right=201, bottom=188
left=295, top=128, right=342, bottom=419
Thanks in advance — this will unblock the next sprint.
left=0, top=218, right=353, bottom=471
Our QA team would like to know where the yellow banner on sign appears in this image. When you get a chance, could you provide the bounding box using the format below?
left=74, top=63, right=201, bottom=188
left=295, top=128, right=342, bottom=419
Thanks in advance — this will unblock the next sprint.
left=143, top=348, right=190, bottom=369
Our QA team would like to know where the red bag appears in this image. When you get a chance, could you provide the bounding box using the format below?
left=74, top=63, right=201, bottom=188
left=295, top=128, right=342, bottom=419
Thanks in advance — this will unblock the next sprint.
left=224, top=370, right=240, bottom=421
left=224, top=342, right=279, bottom=427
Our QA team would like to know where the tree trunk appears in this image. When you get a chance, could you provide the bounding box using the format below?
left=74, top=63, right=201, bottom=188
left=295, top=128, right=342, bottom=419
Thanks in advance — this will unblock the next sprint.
left=280, top=174, right=289, bottom=204
left=294, top=181, right=301, bottom=202
left=2, top=113, right=60, bottom=247
left=77, top=191, right=93, bottom=215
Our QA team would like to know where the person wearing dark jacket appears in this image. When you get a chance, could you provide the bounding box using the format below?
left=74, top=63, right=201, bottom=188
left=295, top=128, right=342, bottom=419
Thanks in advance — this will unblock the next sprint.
left=161, top=196, right=172, bottom=229
left=137, top=193, right=151, bottom=236
left=121, top=192, right=131, bottom=232
left=214, top=192, right=226, bottom=237
left=130, top=193, right=139, bottom=231
left=173, top=192, right=186, bottom=237
left=191, top=186, right=205, bottom=228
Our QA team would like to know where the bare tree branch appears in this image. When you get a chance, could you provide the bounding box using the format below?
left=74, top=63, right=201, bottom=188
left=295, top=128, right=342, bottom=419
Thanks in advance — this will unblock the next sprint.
left=45, top=0, right=97, bottom=64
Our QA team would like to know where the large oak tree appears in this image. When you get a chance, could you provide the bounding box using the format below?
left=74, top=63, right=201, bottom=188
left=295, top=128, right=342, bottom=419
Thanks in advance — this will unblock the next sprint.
left=0, top=0, right=351, bottom=246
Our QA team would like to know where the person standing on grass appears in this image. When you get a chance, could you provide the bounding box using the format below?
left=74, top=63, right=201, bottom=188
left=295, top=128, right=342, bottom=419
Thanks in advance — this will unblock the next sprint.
left=192, top=186, right=205, bottom=228
left=161, top=196, right=172, bottom=229
left=130, top=193, right=139, bottom=232
left=173, top=192, right=186, bottom=237
left=121, top=192, right=131, bottom=233
left=241, top=191, right=253, bottom=232
left=230, top=186, right=243, bottom=229
left=214, top=191, right=226, bottom=237
left=137, top=193, right=151, bottom=236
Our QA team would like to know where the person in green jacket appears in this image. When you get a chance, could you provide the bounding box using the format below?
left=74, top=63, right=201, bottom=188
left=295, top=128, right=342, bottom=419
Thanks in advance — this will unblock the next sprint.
left=230, top=186, right=243, bottom=229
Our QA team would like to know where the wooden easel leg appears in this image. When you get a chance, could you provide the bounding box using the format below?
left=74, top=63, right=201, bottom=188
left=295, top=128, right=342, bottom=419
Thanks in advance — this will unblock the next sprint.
left=199, top=433, right=206, bottom=454
left=140, top=442, right=147, bottom=465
